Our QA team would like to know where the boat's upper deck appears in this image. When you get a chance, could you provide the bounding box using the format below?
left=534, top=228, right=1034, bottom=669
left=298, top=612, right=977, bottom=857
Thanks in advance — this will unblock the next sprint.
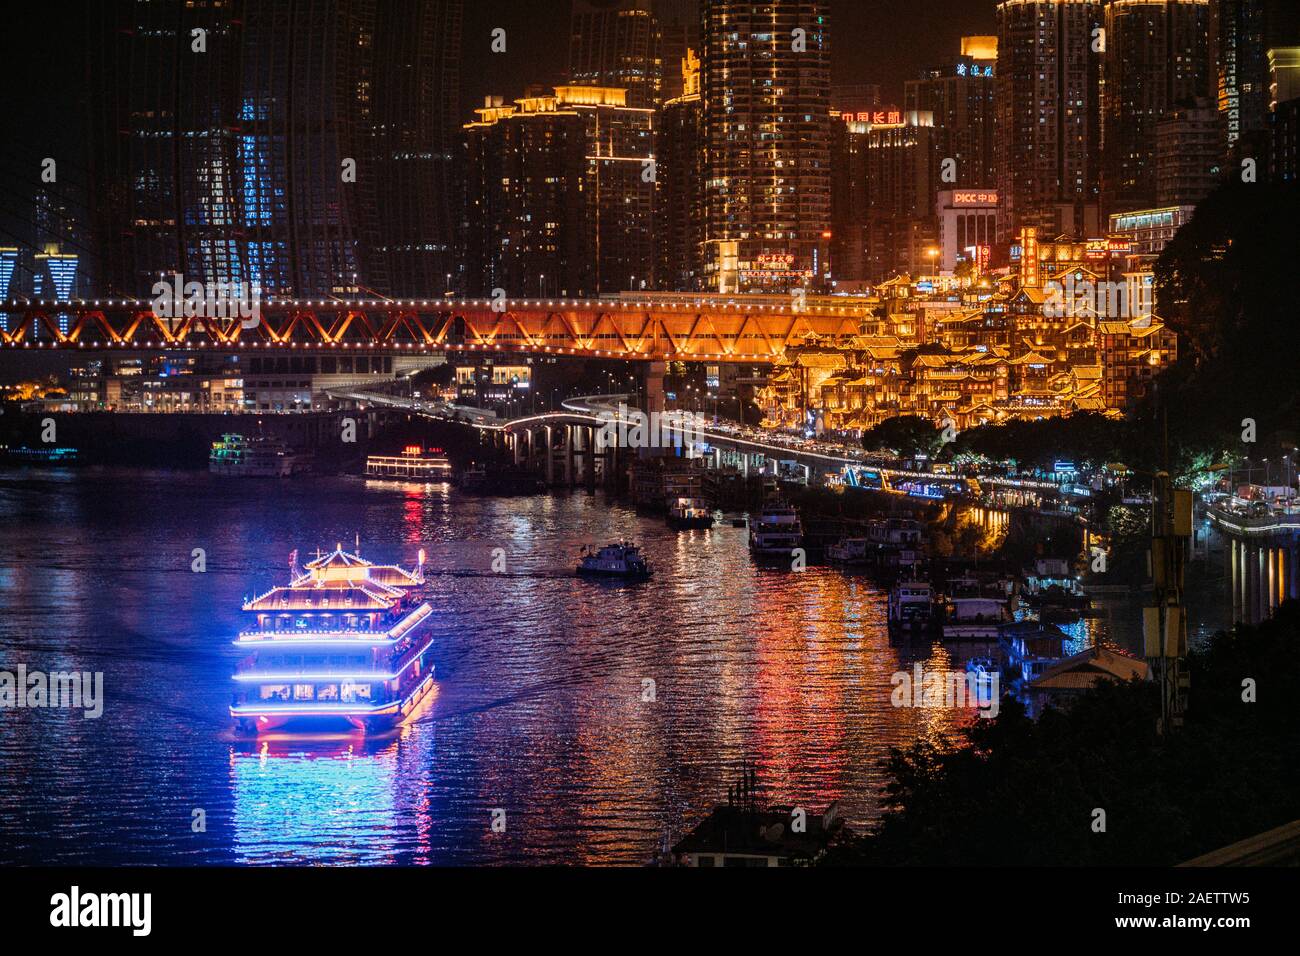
left=238, top=546, right=428, bottom=641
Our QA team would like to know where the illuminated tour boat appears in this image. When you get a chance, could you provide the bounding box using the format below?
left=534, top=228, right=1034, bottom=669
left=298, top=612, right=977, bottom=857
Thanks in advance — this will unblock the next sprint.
left=209, top=433, right=305, bottom=477
left=230, top=545, right=436, bottom=734
left=365, top=445, right=453, bottom=481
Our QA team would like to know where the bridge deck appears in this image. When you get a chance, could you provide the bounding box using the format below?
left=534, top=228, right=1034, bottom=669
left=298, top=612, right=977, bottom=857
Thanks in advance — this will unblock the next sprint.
left=0, top=298, right=865, bottom=362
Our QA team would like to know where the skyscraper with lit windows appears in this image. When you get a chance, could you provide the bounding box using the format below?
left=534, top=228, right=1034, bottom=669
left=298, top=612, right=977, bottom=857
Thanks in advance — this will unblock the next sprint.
left=700, top=0, right=831, bottom=293
left=568, top=0, right=664, bottom=109
left=995, top=0, right=1104, bottom=241
left=85, top=0, right=461, bottom=298
left=1101, top=1, right=1211, bottom=216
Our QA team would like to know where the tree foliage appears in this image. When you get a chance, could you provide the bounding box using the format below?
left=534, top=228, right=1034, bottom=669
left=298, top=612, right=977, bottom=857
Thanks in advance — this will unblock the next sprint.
left=862, top=415, right=943, bottom=457
left=823, top=603, right=1300, bottom=865
left=951, top=412, right=1130, bottom=472
left=1145, top=181, right=1300, bottom=460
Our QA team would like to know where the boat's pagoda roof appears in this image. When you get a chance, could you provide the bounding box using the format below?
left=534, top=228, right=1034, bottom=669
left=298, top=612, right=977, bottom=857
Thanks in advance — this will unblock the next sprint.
left=295, top=546, right=423, bottom=587
left=244, top=546, right=424, bottom=611
left=303, top=546, right=371, bottom=570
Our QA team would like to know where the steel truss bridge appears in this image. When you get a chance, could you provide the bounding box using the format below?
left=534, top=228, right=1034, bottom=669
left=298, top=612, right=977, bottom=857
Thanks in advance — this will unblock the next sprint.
left=0, top=297, right=864, bottom=362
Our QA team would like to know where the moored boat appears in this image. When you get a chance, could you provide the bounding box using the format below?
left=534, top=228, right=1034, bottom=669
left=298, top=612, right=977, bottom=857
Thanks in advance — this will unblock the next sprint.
left=827, top=537, right=870, bottom=565
left=1022, top=557, right=1089, bottom=619
left=941, top=596, right=1011, bottom=641
left=210, top=433, right=307, bottom=477
left=749, top=499, right=803, bottom=561
left=888, top=578, right=937, bottom=637
left=230, top=545, right=436, bottom=734
left=667, top=496, right=714, bottom=530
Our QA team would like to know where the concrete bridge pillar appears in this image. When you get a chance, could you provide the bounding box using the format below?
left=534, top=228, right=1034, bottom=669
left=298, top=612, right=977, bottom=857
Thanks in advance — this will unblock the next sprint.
left=643, top=361, right=667, bottom=416
left=1254, top=544, right=1265, bottom=624
left=1288, top=542, right=1299, bottom=601
left=605, top=431, right=621, bottom=491
left=511, top=432, right=522, bottom=466
left=584, top=425, right=597, bottom=491
left=545, top=425, right=555, bottom=486
left=564, top=424, right=574, bottom=486
left=1231, top=539, right=1241, bottom=623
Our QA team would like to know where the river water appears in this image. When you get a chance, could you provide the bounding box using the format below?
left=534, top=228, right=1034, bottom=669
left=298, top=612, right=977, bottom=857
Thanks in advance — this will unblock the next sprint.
left=0, top=467, right=1156, bottom=864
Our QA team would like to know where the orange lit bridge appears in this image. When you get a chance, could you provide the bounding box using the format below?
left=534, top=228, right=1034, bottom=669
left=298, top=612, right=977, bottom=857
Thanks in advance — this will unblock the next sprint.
left=0, top=295, right=865, bottom=363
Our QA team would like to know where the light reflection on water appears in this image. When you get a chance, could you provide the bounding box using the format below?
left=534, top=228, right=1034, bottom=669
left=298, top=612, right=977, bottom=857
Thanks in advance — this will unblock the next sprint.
left=0, top=467, right=1164, bottom=864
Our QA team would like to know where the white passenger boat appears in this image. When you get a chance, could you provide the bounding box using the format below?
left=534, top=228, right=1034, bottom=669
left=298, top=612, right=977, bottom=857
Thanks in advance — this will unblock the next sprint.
left=210, top=433, right=306, bottom=477
left=749, top=499, right=803, bottom=560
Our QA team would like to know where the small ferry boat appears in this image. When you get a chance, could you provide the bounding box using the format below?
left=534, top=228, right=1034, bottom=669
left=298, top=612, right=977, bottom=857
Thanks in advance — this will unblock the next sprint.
left=210, top=433, right=306, bottom=477
left=577, top=542, right=653, bottom=580
left=888, top=578, right=937, bottom=636
left=230, top=545, right=436, bottom=734
left=365, top=445, right=452, bottom=481
left=749, top=499, right=803, bottom=560
left=667, top=496, right=714, bottom=530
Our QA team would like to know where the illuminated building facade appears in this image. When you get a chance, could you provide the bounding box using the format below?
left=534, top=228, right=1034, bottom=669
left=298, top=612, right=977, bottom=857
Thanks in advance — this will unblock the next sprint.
left=758, top=258, right=1178, bottom=431
left=830, top=119, right=871, bottom=283
left=1098, top=318, right=1178, bottom=407
left=85, top=0, right=247, bottom=296
left=462, top=86, right=654, bottom=297
left=1271, top=48, right=1300, bottom=182
left=1101, top=0, right=1211, bottom=216
left=700, top=0, right=832, bottom=293
left=1211, top=0, right=1300, bottom=156
left=236, top=0, right=382, bottom=297
left=904, top=36, right=998, bottom=190
left=1108, top=205, right=1197, bottom=256
left=936, top=190, right=999, bottom=274
left=85, top=0, right=462, bottom=298
left=455, top=363, right=534, bottom=406
left=0, top=248, right=16, bottom=333
left=840, top=112, right=942, bottom=283
left=655, top=1, right=701, bottom=102
left=656, top=51, right=706, bottom=290
left=370, top=0, right=463, bottom=297
left=463, top=95, right=590, bottom=297
left=995, top=0, right=1104, bottom=241
left=832, top=111, right=942, bottom=284
left=569, top=0, right=664, bottom=108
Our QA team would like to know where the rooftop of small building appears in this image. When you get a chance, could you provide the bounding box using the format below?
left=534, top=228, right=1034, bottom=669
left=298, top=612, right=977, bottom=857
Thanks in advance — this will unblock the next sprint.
left=1030, top=644, right=1149, bottom=691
